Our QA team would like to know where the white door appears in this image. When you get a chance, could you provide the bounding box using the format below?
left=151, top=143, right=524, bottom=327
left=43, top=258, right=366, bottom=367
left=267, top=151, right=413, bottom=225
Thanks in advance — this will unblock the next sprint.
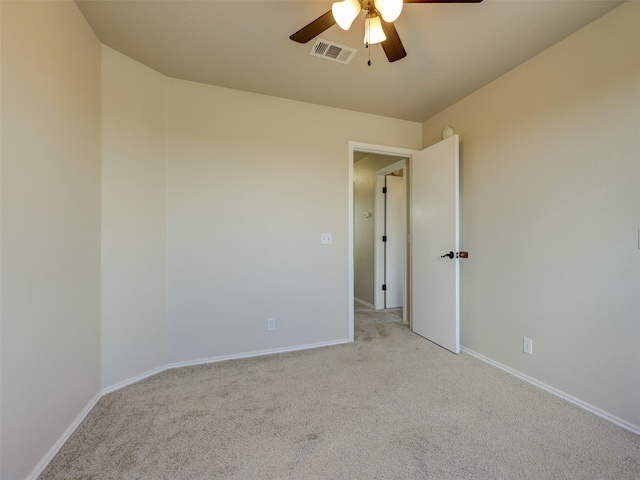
left=385, top=175, right=405, bottom=308
left=411, top=135, right=460, bottom=353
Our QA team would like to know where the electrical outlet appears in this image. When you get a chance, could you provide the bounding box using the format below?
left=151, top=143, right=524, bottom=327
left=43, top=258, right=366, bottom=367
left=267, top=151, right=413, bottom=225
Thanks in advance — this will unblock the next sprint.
left=320, top=233, right=332, bottom=245
left=523, top=337, right=533, bottom=355
left=267, top=318, right=276, bottom=332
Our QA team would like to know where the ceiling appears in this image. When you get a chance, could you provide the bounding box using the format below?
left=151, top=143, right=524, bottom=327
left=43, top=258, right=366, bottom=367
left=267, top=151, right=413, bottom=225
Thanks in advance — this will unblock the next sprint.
left=76, top=0, right=624, bottom=123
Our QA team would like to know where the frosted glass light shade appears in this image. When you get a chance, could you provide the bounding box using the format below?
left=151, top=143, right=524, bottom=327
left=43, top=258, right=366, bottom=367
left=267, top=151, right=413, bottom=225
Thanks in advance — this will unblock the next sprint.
left=374, top=0, right=403, bottom=23
left=364, top=15, right=387, bottom=45
left=332, top=0, right=361, bottom=30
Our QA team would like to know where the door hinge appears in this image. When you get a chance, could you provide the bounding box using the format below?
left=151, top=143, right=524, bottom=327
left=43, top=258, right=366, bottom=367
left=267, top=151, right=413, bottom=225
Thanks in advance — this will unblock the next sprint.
left=382, top=284, right=387, bottom=291
left=382, top=187, right=387, bottom=194
left=382, top=235, right=387, bottom=242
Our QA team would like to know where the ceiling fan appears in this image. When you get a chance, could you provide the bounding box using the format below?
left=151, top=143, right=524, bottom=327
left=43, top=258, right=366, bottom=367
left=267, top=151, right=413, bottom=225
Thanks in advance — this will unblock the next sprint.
left=290, top=0, right=483, bottom=63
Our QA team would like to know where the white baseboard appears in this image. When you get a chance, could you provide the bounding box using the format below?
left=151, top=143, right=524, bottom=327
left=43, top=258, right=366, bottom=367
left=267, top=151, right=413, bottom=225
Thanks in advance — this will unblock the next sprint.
left=167, top=338, right=351, bottom=370
left=102, top=365, right=167, bottom=395
left=461, top=346, right=640, bottom=436
left=26, top=391, right=102, bottom=480
left=354, top=298, right=375, bottom=309
left=102, top=339, right=350, bottom=394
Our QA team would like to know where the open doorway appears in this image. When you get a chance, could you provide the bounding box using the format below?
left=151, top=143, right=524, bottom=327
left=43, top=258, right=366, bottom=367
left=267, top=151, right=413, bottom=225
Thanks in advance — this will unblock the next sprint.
left=349, top=142, right=417, bottom=341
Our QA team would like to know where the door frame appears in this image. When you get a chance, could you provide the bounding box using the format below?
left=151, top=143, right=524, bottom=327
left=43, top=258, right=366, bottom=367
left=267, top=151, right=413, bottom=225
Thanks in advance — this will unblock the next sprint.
left=348, top=142, right=418, bottom=342
left=374, top=160, right=407, bottom=313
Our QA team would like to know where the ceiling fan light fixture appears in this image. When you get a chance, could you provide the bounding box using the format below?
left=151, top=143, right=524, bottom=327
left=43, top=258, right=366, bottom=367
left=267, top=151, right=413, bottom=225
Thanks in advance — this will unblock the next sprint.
left=332, top=0, right=361, bottom=30
left=364, top=14, right=387, bottom=45
left=374, top=0, right=403, bottom=23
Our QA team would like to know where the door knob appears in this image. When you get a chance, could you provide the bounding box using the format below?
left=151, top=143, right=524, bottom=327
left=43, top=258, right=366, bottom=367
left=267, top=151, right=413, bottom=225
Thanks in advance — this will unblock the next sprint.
left=440, top=251, right=454, bottom=259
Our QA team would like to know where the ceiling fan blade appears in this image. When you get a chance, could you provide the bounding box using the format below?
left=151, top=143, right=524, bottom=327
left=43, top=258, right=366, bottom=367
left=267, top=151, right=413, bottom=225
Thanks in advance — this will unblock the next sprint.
left=404, top=0, right=483, bottom=3
left=380, top=21, right=407, bottom=62
left=290, top=10, right=336, bottom=44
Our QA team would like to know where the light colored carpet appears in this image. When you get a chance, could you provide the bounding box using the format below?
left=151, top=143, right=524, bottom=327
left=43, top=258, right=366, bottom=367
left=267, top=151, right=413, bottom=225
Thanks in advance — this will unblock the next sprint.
left=39, top=304, right=640, bottom=479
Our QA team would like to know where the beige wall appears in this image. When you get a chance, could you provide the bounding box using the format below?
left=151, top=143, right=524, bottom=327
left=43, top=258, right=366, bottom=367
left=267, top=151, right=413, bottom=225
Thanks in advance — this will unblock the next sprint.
left=97, top=45, right=421, bottom=381
left=101, top=46, right=168, bottom=390
left=422, top=1, right=640, bottom=428
left=167, top=79, right=421, bottom=363
left=0, top=2, right=102, bottom=479
left=354, top=154, right=406, bottom=306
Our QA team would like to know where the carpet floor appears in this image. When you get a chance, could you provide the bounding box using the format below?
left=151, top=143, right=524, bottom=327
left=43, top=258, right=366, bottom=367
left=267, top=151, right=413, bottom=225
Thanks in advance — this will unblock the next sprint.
left=39, top=304, right=640, bottom=479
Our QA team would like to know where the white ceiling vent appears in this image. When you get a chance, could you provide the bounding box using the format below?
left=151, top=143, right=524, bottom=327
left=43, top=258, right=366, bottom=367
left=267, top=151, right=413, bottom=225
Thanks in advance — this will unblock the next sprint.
left=310, top=38, right=357, bottom=65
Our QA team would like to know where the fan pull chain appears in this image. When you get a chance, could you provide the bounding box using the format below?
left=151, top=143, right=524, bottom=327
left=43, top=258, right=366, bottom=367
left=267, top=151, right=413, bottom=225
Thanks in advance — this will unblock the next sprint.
left=365, top=9, right=372, bottom=66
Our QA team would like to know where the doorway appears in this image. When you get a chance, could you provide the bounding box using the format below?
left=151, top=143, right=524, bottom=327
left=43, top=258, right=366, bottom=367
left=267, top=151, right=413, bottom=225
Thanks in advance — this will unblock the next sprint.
left=349, top=138, right=461, bottom=353
left=348, top=142, right=417, bottom=342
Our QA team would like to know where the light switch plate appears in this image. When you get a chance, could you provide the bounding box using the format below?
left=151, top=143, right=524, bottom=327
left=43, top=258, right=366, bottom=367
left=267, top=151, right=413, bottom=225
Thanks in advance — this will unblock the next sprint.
left=321, top=233, right=332, bottom=245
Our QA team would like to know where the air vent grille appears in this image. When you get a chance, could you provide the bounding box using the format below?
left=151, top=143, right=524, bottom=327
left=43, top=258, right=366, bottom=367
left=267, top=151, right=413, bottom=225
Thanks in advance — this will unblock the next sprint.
left=310, top=39, right=357, bottom=65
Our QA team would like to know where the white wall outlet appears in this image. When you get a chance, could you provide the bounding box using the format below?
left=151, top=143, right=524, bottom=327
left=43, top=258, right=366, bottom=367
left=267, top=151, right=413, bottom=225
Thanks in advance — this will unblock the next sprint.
left=320, top=233, right=332, bottom=244
left=523, top=337, right=533, bottom=355
left=267, top=317, right=276, bottom=332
